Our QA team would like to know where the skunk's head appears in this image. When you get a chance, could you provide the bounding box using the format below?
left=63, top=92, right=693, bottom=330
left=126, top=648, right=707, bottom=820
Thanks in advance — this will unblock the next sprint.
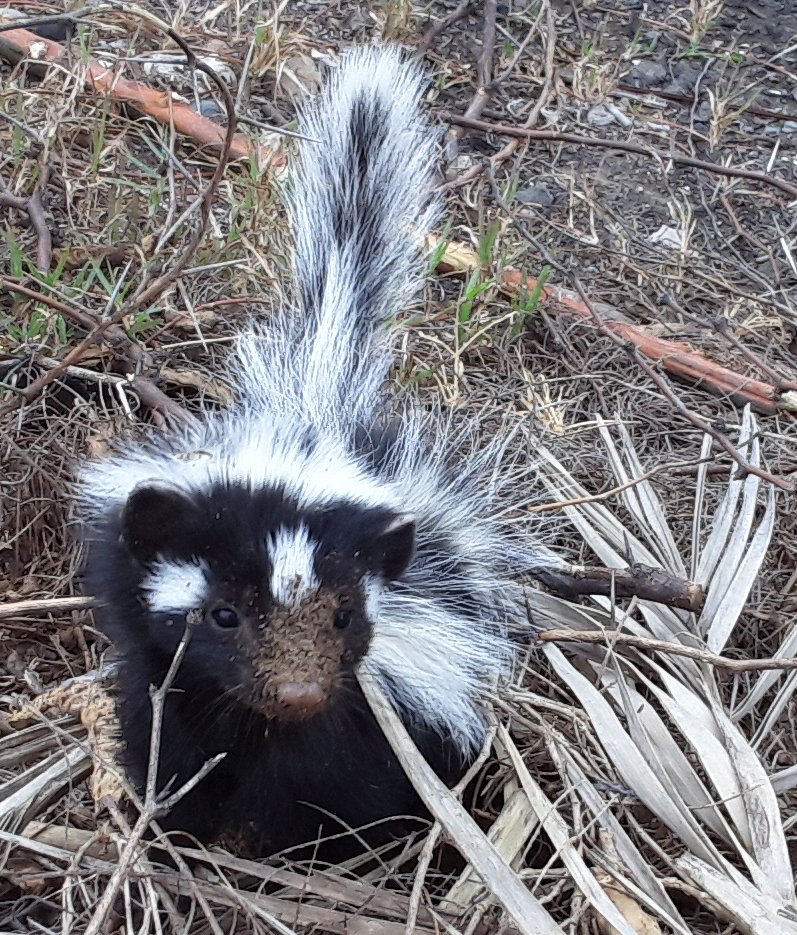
left=104, top=479, right=415, bottom=722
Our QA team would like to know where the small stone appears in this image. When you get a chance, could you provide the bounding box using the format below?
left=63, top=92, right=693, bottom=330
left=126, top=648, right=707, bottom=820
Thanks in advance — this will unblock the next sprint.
left=694, top=100, right=713, bottom=122
left=197, top=98, right=224, bottom=121
left=516, top=182, right=555, bottom=207
left=587, top=103, right=615, bottom=127
left=627, top=59, right=667, bottom=88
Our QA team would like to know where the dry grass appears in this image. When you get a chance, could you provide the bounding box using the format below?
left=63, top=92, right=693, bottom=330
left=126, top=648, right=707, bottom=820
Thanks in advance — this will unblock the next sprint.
left=2, top=0, right=797, bottom=932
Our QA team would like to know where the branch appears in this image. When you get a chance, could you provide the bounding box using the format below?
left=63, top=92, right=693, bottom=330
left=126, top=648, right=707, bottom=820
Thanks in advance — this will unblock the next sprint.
left=0, top=166, right=52, bottom=271
left=531, top=563, right=705, bottom=612
left=0, top=21, right=273, bottom=165
left=83, top=625, right=225, bottom=935
left=419, top=0, right=473, bottom=52
left=444, top=0, right=498, bottom=159
left=443, top=114, right=797, bottom=200
left=536, top=627, right=797, bottom=672
left=441, top=1, right=557, bottom=191
left=433, top=238, right=797, bottom=417
left=0, top=595, right=95, bottom=619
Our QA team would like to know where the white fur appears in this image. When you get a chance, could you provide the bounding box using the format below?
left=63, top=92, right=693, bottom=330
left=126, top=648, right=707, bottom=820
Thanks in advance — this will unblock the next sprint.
left=79, top=48, right=552, bottom=756
left=365, top=586, right=515, bottom=750
left=268, top=525, right=319, bottom=607
left=142, top=560, right=208, bottom=613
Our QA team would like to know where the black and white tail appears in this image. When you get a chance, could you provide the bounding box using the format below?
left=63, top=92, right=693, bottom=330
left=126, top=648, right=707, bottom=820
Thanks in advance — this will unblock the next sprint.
left=237, top=48, right=439, bottom=431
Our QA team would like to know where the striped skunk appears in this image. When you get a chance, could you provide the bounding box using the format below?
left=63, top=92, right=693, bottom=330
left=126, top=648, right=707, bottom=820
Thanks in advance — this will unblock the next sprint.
left=79, top=47, right=545, bottom=860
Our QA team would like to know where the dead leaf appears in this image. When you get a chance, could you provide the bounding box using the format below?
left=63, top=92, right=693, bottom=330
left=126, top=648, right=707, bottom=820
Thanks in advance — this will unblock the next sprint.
left=595, top=872, right=663, bottom=935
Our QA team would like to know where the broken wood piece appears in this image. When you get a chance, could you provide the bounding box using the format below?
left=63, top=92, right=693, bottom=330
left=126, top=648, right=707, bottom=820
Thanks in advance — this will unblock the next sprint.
left=503, top=269, right=792, bottom=415
left=531, top=562, right=706, bottom=612
left=433, top=238, right=796, bottom=415
left=0, top=23, right=276, bottom=165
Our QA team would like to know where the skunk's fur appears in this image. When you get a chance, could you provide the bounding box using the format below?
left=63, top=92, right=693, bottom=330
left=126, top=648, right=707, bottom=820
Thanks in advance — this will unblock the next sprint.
left=80, top=47, right=545, bottom=859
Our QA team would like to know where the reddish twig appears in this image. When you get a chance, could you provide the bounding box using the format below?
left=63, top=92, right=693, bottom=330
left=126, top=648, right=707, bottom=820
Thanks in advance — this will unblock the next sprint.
left=0, top=24, right=273, bottom=165
left=661, top=291, right=797, bottom=395
left=443, top=114, right=797, bottom=200
left=567, top=278, right=794, bottom=492
left=0, top=27, right=238, bottom=418
left=486, top=267, right=787, bottom=416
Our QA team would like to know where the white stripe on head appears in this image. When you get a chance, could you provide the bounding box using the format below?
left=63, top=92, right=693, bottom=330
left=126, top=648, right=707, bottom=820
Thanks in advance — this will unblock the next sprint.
left=268, top=525, right=319, bottom=608
left=142, top=560, right=208, bottom=613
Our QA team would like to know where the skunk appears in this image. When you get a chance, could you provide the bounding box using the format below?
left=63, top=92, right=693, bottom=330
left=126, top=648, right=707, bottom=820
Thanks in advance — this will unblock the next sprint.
left=79, top=46, right=544, bottom=860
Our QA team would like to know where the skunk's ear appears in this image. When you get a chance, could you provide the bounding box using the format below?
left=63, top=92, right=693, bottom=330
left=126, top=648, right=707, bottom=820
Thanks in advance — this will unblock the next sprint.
left=121, top=481, right=199, bottom=562
left=367, top=514, right=416, bottom=581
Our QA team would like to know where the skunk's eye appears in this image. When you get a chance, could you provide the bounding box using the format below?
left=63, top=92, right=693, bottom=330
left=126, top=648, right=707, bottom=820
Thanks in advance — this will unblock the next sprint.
left=211, top=606, right=240, bottom=630
left=333, top=609, right=353, bottom=630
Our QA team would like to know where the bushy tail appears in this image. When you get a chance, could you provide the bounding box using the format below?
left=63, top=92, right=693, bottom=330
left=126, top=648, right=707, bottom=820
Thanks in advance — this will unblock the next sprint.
left=238, top=47, right=439, bottom=430
left=292, top=47, right=438, bottom=335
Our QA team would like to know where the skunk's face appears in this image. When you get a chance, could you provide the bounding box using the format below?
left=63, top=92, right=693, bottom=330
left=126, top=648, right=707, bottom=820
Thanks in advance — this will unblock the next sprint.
left=114, top=480, right=414, bottom=722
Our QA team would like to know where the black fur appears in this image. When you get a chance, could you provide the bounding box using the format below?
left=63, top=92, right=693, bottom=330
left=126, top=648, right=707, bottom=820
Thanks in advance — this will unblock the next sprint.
left=85, top=482, right=465, bottom=859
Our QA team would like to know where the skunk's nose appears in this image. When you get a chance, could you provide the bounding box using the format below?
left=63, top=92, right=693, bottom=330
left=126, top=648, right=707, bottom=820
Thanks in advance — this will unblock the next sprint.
left=276, top=681, right=327, bottom=716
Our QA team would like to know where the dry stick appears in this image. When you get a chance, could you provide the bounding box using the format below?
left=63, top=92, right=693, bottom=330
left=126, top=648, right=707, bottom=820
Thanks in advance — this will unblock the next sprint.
left=359, top=675, right=561, bottom=935
left=0, top=22, right=268, bottom=164
left=566, top=277, right=794, bottom=491
left=482, top=173, right=795, bottom=487
left=444, top=114, right=797, bottom=200
left=468, top=174, right=789, bottom=414
left=440, top=1, right=557, bottom=191
left=627, top=346, right=792, bottom=491
left=0, top=595, right=95, bottom=619
left=661, top=291, right=797, bottom=394
left=1, top=276, right=99, bottom=331
left=531, top=563, right=705, bottom=613
left=83, top=627, right=225, bottom=935
left=0, top=167, right=52, bottom=272
left=17, top=558, right=705, bottom=622
left=0, top=27, right=237, bottom=419
left=444, top=0, right=498, bottom=159
left=2, top=277, right=196, bottom=427
left=505, top=269, right=787, bottom=414
left=559, top=73, right=797, bottom=126
left=536, top=627, right=797, bottom=672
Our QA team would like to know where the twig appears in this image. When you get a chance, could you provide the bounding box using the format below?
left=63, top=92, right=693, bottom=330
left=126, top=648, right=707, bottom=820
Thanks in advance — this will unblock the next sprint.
left=441, top=1, right=557, bottom=191
left=612, top=79, right=797, bottom=125
left=359, top=674, right=561, bottom=935
left=661, top=291, right=797, bottom=394
left=0, top=595, right=95, bottom=619
left=536, top=627, right=797, bottom=672
left=626, top=348, right=792, bottom=490
left=83, top=626, right=225, bottom=935
left=0, top=20, right=270, bottom=164
left=0, top=167, right=52, bottom=272
left=1, top=276, right=104, bottom=331
left=0, top=9, right=92, bottom=33
left=531, top=563, right=705, bottom=612
left=444, top=0, right=498, bottom=160
left=435, top=235, right=795, bottom=415
left=566, top=277, right=794, bottom=491
left=443, top=114, right=797, bottom=200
